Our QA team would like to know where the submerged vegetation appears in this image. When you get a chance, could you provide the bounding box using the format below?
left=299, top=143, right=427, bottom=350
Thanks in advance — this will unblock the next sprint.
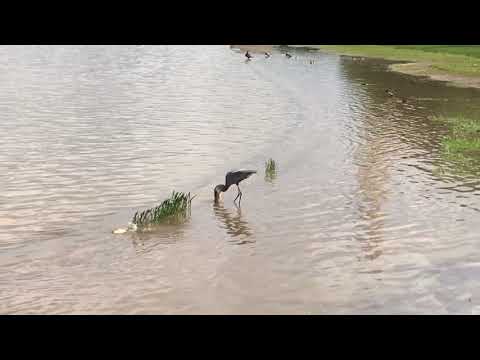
left=265, top=158, right=277, bottom=181
left=132, top=191, right=195, bottom=229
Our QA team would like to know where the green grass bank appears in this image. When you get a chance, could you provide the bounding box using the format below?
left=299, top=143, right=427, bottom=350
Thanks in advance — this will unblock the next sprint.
left=299, top=45, right=480, bottom=89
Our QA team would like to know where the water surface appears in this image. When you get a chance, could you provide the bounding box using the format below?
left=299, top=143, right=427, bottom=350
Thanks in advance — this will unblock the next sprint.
left=2, top=45, right=480, bottom=314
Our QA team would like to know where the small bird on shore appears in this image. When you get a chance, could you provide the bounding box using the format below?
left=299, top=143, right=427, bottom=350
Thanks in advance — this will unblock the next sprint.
left=385, top=89, right=395, bottom=96
left=265, top=52, right=271, bottom=58
left=245, top=51, right=252, bottom=60
left=214, top=170, right=257, bottom=205
left=285, top=53, right=292, bottom=58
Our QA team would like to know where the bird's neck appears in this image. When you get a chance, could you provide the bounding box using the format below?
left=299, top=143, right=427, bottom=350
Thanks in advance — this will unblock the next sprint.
left=214, top=184, right=229, bottom=202
left=214, top=184, right=230, bottom=195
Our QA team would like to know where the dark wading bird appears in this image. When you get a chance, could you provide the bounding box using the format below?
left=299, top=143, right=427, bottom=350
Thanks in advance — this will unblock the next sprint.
left=214, top=170, right=257, bottom=205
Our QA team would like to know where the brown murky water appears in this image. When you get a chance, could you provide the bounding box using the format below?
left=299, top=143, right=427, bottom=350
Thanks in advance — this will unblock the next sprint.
left=2, top=45, right=480, bottom=314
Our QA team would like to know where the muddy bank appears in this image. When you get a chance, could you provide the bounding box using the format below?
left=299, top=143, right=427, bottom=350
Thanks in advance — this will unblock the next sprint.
left=389, top=62, right=480, bottom=90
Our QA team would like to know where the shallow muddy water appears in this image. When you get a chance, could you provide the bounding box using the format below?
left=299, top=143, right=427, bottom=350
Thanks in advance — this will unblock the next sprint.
left=2, top=45, right=480, bottom=314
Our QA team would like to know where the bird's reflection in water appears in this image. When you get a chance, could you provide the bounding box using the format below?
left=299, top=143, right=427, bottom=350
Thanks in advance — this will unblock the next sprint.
left=213, top=202, right=254, bottom=245
left=130, top=223, right=187, bottom=254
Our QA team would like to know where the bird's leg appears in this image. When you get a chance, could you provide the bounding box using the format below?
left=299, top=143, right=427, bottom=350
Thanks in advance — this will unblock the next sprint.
left=234, top=185, right=241, bottom=203
left=237, top=185, right=243, bottom=206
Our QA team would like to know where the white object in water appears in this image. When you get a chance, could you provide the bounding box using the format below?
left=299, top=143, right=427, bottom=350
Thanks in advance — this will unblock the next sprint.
left=112, top=222, right=138, bottom=234
left=113, top=227, right=128, bottom=234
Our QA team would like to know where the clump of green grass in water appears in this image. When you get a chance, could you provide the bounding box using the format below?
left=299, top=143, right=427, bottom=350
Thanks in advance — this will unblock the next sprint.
left=132, top=191, right=195, bottom=229
left=433, top=116, right=480, bottom=155
left=431, top=115, right=480, bottom=177
left=265, top=158, right=277, bottom=181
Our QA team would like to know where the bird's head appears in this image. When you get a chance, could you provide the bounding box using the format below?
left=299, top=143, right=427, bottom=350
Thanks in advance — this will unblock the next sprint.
left=214, top=184, right=227, bottom=202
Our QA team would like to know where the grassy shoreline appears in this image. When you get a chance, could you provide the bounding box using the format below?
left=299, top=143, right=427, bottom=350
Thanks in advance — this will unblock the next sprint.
left=434, top=116, right=480, bottom=154
left=230, top=45, right=273, bottom=54
left=431, top=115, right=480, bottom=176
left=294, top=45, right=480, bottom=89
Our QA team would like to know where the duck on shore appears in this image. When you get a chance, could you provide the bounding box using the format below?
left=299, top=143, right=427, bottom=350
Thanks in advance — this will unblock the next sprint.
left=285, top=53, right=292, bottom=58
left=245, top=51, right=252, bottom=60
left=265, top=52, right=271, bottom=58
